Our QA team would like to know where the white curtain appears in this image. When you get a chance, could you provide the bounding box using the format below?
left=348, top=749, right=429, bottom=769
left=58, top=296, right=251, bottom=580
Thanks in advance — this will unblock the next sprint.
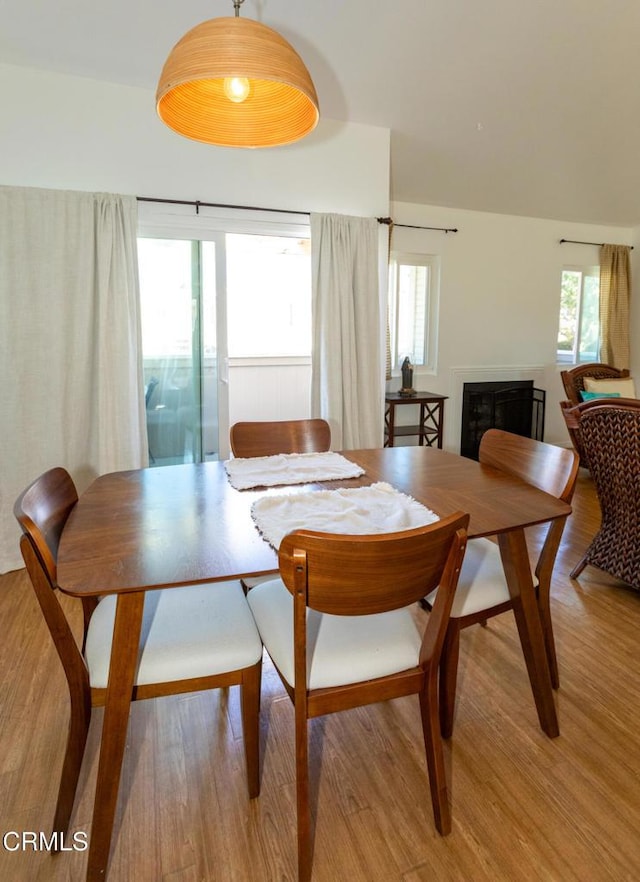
left=310, top=213, right=386, bottom=450
left=0, top=186, right=147, bottom=573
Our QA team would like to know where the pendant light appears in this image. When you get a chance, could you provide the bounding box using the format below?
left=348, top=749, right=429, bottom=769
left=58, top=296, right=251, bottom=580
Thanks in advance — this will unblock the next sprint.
left=156, top=0, right=319, bottom=148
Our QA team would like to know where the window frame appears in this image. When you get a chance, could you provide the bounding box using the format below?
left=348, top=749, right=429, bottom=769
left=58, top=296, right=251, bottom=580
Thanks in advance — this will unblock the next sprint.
left=388, top=251, right=439, bottom=374
left=557, top=264, right=600, bottom=365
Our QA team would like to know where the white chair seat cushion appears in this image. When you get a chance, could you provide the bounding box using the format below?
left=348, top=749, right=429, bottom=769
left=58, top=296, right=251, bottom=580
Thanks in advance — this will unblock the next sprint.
left=247, top=578, right=422, bottom=690
left=85, top=580, right=263, bottom=689
left=242, top=572, right=279, bottom=590
left=424, top=537, right=537, bottom=618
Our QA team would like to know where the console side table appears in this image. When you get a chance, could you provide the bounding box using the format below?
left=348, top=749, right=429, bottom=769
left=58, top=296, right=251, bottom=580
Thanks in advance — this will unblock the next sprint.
left=384, top=391, right=448, bottom=448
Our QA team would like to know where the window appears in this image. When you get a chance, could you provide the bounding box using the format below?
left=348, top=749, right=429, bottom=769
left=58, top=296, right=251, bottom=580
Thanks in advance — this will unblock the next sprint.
left=226, top=234, right=311, bottom=357
left=557, top=266, right=600, bottom=364
left=388, top=252, right=439, bottom=372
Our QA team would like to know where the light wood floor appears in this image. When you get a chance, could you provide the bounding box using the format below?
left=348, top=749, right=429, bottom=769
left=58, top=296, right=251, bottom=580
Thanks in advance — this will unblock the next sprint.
left=1, top=471, right=639, bottom=882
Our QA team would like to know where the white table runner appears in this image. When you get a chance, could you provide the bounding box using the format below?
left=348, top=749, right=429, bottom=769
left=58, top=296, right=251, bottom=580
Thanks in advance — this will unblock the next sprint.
left=251, top=481, right=439, bottom=549
left=224, top=450, right=365, bottom=490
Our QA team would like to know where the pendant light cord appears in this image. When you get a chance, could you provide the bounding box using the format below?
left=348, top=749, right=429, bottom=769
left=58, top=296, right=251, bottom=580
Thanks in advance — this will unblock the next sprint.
left=232, top=0, right=245, bottom=16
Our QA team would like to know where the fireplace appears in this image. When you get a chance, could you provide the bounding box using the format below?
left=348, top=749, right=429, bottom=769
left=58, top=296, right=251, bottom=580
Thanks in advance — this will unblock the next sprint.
left=460, top=380, right=546, bottom=460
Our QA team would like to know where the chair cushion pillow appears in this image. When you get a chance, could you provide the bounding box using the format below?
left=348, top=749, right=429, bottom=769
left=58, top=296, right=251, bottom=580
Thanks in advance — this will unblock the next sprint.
left=247, top=578, right=422, bottom=690
left=85, top=580, right=263, bottom=689
left=583, top=377, right=636, bottom=398
left=424, top=538, right=537, bottom=618
left=579, top=390, right=621, bottom=401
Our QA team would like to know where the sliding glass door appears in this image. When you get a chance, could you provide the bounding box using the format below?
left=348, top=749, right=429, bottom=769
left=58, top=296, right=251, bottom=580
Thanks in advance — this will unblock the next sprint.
left=137, top=205, right=311, bottom=465
left=138, top=237, right=222, bottom=464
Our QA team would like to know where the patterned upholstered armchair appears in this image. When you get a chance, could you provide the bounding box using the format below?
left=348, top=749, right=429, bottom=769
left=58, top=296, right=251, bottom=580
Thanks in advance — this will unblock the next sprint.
left=560, top=364, right=635, bottom=466
left=560, top=363, right=631, bottom=406
left=562, top=398, right=640, bottom=590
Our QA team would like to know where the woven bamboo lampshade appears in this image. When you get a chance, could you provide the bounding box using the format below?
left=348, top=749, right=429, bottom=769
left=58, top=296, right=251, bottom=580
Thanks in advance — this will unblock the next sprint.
left=156, top=9, right=319, bottom=148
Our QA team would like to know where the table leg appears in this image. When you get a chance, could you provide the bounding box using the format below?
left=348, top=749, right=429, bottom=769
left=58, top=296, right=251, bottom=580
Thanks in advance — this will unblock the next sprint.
left=497, top=530, right=560, bottom=738
left=86, top=591, right=145, bottom=882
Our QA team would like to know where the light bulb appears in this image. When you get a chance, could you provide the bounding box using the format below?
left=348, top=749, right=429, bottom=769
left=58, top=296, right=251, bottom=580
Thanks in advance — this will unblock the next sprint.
left=223, top=77, right=250, bottom=103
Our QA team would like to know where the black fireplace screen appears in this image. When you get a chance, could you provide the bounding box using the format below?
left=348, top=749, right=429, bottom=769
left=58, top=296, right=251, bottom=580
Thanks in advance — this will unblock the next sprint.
left=460, top=380, right=546, bottom=460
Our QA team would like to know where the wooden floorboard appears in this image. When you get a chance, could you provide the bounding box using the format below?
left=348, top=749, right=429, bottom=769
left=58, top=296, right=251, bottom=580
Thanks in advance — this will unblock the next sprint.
left=1, top=470, right=639, bottom=881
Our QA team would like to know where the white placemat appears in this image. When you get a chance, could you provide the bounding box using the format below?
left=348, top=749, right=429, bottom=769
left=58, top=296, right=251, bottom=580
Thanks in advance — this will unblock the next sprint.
left=251, top=481, right=439, bottom=549
left=224, top=450, right=365, bottom=490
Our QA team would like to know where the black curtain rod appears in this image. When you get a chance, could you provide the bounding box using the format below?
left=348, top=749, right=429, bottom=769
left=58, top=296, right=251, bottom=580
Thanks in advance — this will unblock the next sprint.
left=137, top=196, right=308, bottom=216
left=136, top=197, right=458, bottom=232
left=377, top=216, right=458, bottom=233
left=559, top=238, right=633, bottom=250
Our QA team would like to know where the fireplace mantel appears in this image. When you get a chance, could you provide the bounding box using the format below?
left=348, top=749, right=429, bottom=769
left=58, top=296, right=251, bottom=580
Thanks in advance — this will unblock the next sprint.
left=448, top=365, right=546, bottom=453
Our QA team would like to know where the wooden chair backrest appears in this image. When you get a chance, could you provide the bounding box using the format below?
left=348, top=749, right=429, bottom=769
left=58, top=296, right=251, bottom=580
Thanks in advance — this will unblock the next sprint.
left=478, top=428, right=579, bottom=503
left=230, top=419, right=331, bottom=458
left=478, top=429, right=579, bottom=611
left=278, top=512, right=469, bottom=616
left=278, top=513, right=468, bottom=677
left=14, top=467, right=78, bottom=584
left=560, top=363, right=630, bottom=407
left=14, top=468, right=88, bottom=689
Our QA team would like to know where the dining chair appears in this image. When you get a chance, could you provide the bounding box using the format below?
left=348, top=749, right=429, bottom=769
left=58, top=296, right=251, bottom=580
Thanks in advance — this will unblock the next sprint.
left=229, top=418, right=331, bottom=459
left=424, top=429, right=579, bottom=738
left=14, top=467, right=263, bottom=876
left=561, top=398, right=640, bottom=590
left=247, top=512, right=469, bottom=882
left=230, top=418, right=332, bottom=592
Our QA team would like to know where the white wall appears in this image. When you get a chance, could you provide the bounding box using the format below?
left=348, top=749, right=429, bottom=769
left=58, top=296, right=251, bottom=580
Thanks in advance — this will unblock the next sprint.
left=0, top=62, right=390, bottom=458
left=2, top=62, right=636, bottom=456
left=389, top=201, right=634, bottom=450
left=0, top=63, right=390, bottom=216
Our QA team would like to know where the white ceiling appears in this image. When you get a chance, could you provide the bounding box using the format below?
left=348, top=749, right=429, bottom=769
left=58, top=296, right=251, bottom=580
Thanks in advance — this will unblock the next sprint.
left=2, top=0, right=640, bottom=226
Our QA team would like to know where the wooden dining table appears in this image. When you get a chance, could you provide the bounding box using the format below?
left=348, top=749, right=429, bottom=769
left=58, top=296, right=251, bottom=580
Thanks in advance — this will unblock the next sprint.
left=57, top=445, right=571, bottom=882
